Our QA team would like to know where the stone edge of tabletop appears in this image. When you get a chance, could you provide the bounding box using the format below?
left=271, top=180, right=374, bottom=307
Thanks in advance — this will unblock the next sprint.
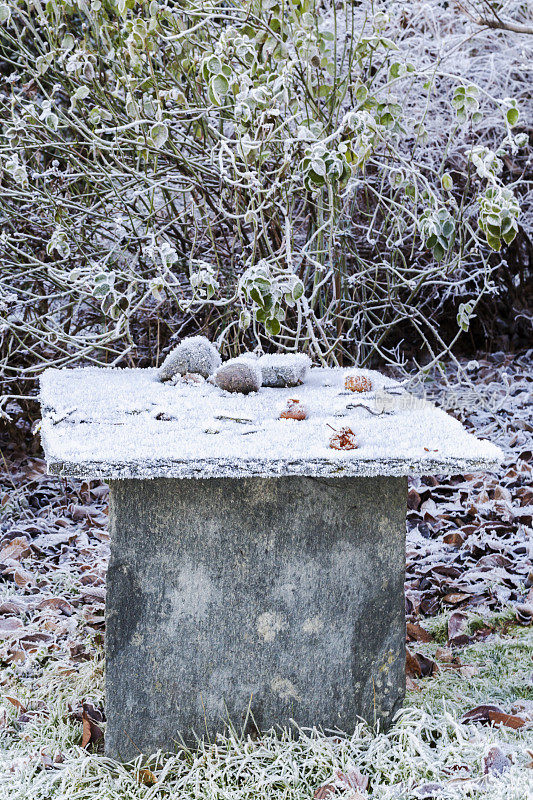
left=42, top=454, right=503, bottom=481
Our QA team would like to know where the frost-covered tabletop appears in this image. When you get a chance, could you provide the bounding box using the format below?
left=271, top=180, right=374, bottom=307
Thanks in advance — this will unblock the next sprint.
left=39, top=367, right=503, bottom=479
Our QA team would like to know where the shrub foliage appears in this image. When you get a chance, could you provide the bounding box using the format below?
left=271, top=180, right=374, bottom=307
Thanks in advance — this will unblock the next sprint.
left=0, top=0, right=529, bottom=411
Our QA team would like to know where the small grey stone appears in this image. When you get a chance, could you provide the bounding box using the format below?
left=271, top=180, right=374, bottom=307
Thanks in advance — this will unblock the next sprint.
left=214, top=358, right=262, bottom=394
left=258, top=353, right=311, bottom=387
left=158, top=336, right=221, bottom=381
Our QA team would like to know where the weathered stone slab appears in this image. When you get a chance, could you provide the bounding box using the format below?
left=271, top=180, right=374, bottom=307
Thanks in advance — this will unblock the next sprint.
left=105, top=475, right=407, bottom=759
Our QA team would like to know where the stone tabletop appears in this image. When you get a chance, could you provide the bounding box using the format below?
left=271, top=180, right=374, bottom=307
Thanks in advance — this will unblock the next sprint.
left=39, top=366, right=503, bottom=479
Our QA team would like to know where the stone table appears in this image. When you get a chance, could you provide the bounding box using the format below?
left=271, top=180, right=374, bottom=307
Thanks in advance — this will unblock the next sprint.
left=40, top=366, right=502, bottom=759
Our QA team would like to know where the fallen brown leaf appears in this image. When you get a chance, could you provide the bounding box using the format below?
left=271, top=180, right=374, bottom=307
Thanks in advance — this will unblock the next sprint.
left=406, top=648, right=422, bottom=678
left=0, top=537, right=30, bottom=562
left=488, top=709, right=527, bottom=730
left=406, top=622, right=432, bottom=643
left=407, top=489, right=422, bottom=511
left=462, top=704, right=527, bottom=729
left=442, top=592, right=471, bottom=606
left=36, top=597, right=75, bottom=616
left=314, top=785, right=336, bottom=799
left=515, top=603, right=533, bottom=625
left=80, top=703, right=104, bottom=749
left=137, top=768, right=157, bottom=786
left=0, top=617, right=24, bottom=638
left=336, top=768, right=368, bottom=793
left=435, top=646, right=454, bottom=663
left=448, top=611, right=470, bottom=646
left=5, top=696, right=26, bottom=713
left=442, top=532, right=464, bottom=547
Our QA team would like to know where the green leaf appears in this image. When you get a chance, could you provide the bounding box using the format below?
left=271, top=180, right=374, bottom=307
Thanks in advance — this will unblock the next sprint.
left=262, top=293, right=273, bottom=312
left=209, top=74, right=229, bottom=105
left=464, top=96, right=479, bottom=111
left=284, top=292, right=296, bottom=308
left=250, top=287, right=263, bottom=305
left=388, top=62, right=401, bottom=79
left=239, top=310, right=252, bottom=329
left=265, top=317, right=281, bottom=335
left=441, top=173, right=453, bottom=191
left=355, top=84, right=368, bottom=103
left=101, top=292, right=115, bottom=313
left=109, top=303, right=121, bottom=320
left=72, top=86, right=90, bottom=102
left=93, top=283, right=110, bottom=298
left=502, top=227, right=517, bottom=245
left=432, top=243, right=445, bottom=261
left=150, top=122, right=168, bottom=148
left=292, top=280, right=304, bottom=300
left=486, top=234, right=501, bottom=251
left=506, top=106, right=519, bottom=127
left=206, top=55, right=222, bottom=75
left=442, top=219, right=454, bottom=237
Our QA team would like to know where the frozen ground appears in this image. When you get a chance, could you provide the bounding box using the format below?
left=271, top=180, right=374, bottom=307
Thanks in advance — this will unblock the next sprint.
left=0, top=353, right=531, bottom=799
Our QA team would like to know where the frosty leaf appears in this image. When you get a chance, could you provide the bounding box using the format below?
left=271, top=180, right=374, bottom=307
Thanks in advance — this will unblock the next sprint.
left=441, top=173, right=453, bottom=191
left=328, top=426, right=357, bottom=450
left=150, top=123, right=168, bottom=148
left=279, top=398, right=307, bottom=420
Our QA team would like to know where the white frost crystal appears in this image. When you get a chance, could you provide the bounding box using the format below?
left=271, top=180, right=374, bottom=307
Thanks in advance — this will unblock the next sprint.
left=158, top=336, right=221, bottom=381
left=259, top=353, right=311, bottom=388
left=214, top=358, right=262, bottom=394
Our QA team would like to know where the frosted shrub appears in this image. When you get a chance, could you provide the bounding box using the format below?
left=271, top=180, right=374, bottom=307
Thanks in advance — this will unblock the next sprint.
left=0, top=0, right=530, bottom=413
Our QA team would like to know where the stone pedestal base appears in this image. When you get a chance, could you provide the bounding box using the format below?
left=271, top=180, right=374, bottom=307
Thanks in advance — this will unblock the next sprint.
left=105, top=476, right=406, bottom=759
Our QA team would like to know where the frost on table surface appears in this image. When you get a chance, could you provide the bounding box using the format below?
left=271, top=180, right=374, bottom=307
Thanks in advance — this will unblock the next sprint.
left=39, top=367, right=503, bottom=479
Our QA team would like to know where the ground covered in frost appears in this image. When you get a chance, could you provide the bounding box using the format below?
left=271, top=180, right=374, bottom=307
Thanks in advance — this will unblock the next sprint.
left=0, top=353, right=531, bottom=799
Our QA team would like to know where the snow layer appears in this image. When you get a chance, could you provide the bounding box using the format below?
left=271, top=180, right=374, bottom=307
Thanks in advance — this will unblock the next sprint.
left=39, top=367, right=503, bottom=479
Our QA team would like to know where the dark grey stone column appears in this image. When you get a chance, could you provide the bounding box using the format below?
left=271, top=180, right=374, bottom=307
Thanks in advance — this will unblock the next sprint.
left=105, top=476, right=406, bottom=759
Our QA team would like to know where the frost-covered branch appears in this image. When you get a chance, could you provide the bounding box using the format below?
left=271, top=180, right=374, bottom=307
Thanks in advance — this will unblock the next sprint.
left=0, top=0, right=531, bottom=413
